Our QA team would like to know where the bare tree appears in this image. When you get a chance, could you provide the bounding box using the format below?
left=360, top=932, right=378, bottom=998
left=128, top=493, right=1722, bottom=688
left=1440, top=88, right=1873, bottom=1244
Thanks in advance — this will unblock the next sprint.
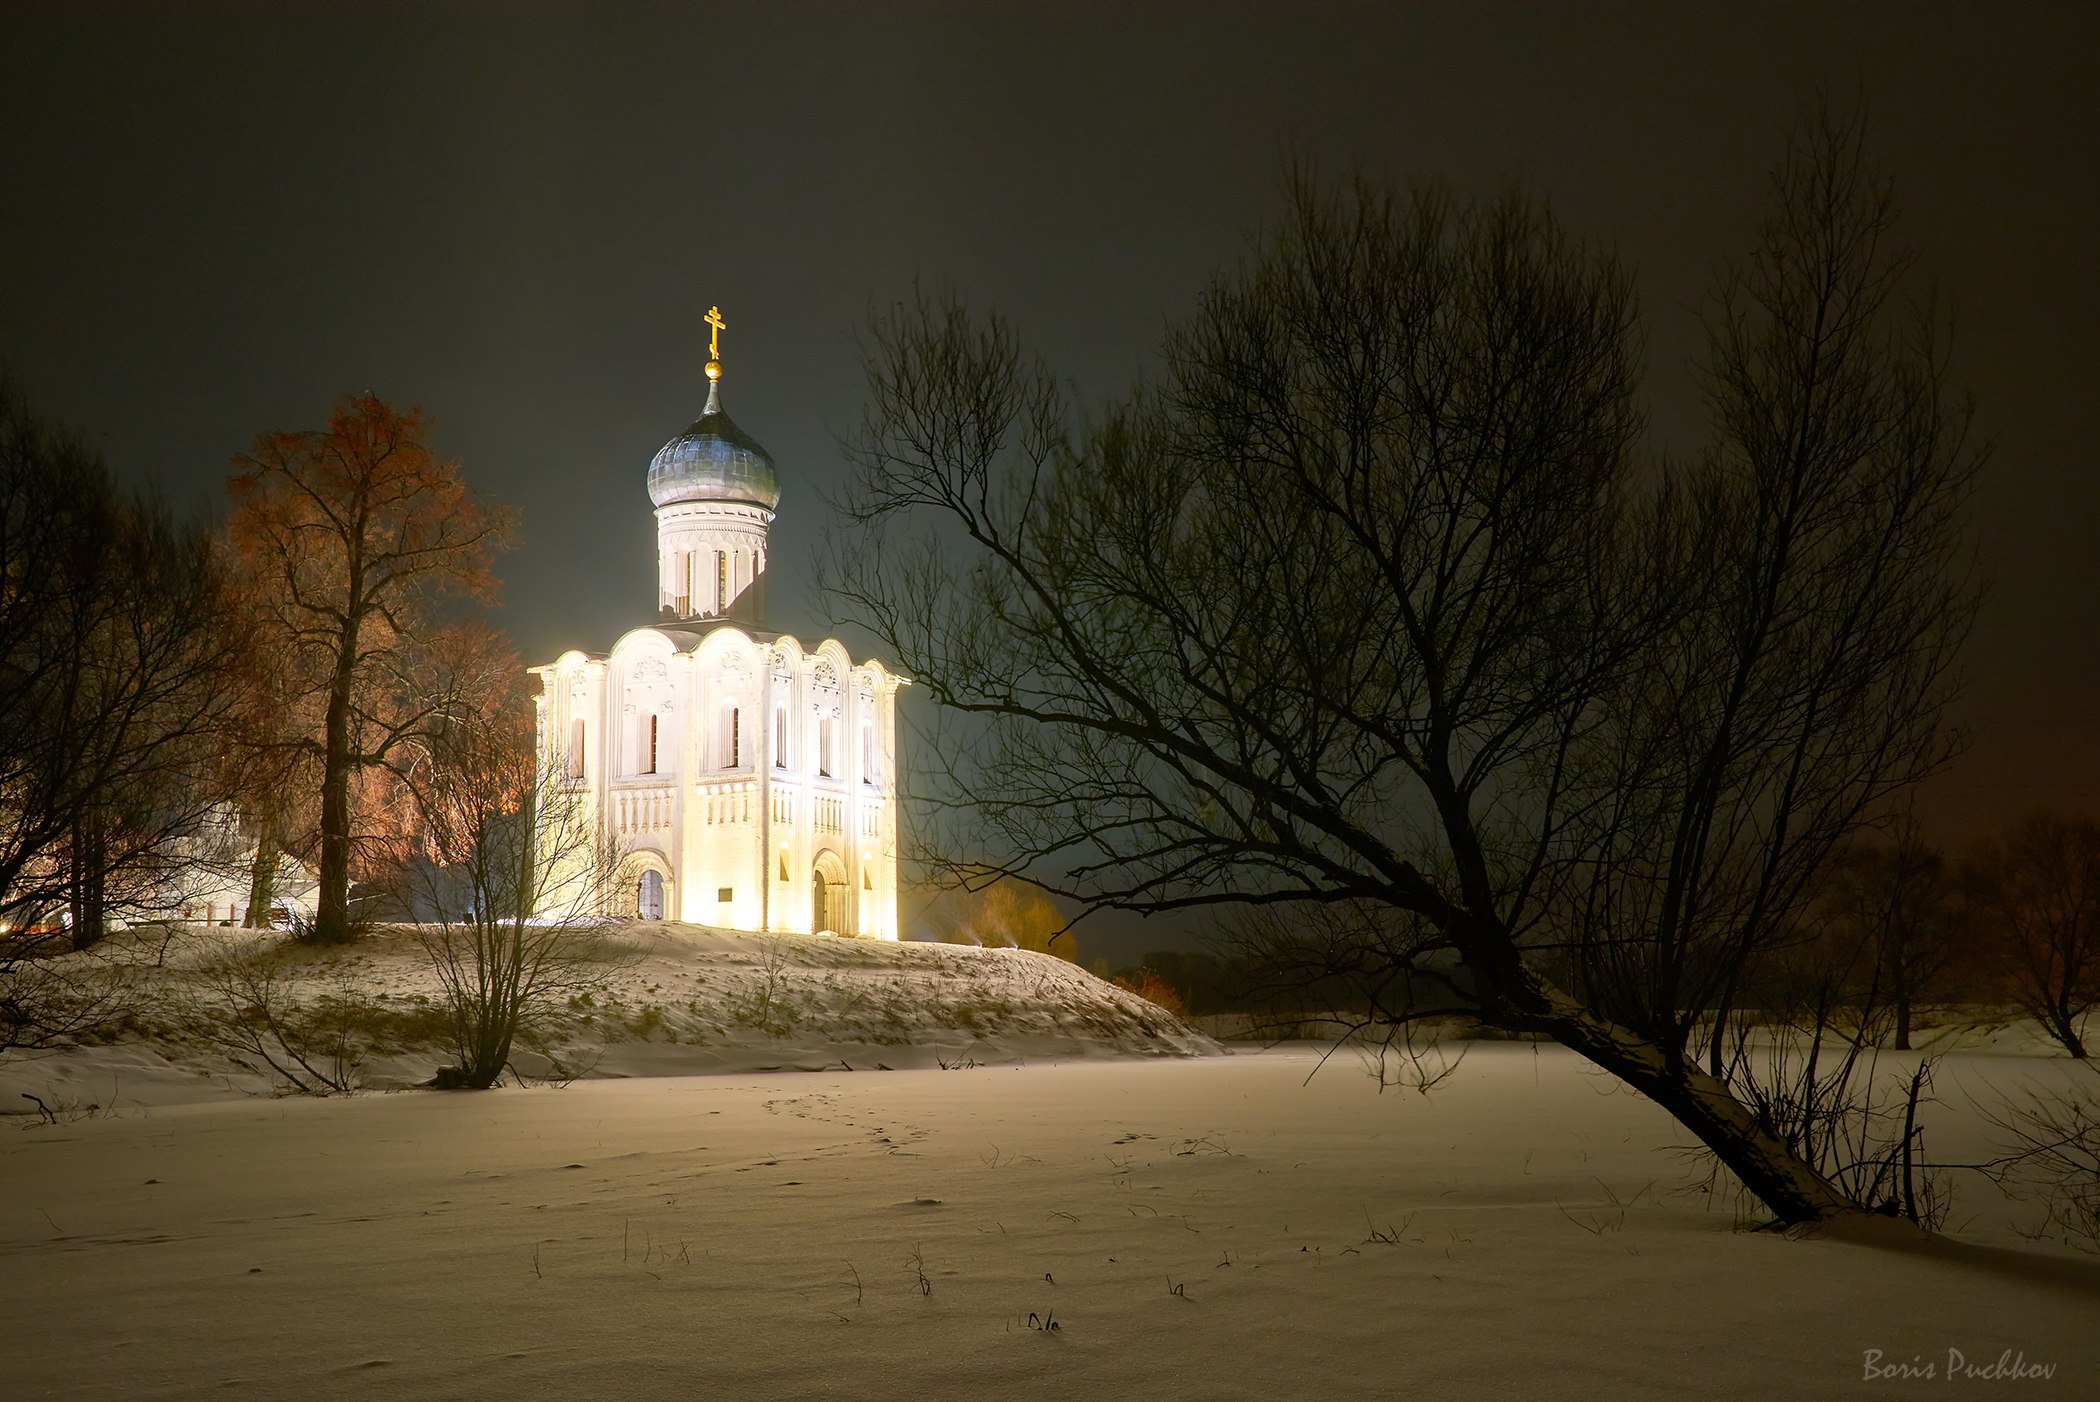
left=1966, top=811, right=2100, bottom=1058
left=212, top=559, right=328, bottom=930
left=826, top=103, right=1981, bottom=1227
left=1821, top=816, right=1965, bottom=1050
left=228, top=395, right=515, bottom=944
left=1, top=375, right=246, bottom=1052
left=406, top=697, right=625, bottom=1089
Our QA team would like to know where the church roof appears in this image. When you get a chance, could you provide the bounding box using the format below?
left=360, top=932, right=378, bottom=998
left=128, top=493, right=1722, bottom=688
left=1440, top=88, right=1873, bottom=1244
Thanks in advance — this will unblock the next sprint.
left=645, top=379, right=780, bottom=510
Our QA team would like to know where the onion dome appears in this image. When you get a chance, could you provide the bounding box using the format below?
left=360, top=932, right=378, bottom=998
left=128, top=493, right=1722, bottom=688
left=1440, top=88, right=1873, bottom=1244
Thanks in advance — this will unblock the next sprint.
left=646, top=378, right=779, bottom=510
left=646, top=318, right=780, bottom=510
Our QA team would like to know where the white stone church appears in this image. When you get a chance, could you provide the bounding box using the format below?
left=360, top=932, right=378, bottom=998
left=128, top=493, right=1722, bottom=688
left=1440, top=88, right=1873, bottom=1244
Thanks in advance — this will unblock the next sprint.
left=530, top=315, right=904, bottom=936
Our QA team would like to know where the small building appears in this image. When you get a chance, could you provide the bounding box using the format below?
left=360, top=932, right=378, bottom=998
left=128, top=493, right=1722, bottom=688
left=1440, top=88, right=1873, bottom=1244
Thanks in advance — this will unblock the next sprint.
left=528, top=313, right=905, bottom=936
left=168, top=803, right=320, bottom=929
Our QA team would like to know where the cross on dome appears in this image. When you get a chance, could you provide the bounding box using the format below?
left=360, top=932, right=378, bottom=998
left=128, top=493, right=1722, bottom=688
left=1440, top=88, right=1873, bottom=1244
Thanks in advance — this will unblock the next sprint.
left=704, top=305, right=727, bottom=380
left=646, top=301, right=778, bottom=513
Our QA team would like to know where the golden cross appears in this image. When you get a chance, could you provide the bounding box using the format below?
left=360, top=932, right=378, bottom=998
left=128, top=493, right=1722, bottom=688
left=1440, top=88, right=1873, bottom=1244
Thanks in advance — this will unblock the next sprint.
left=705, top=305, right=727, bottom=360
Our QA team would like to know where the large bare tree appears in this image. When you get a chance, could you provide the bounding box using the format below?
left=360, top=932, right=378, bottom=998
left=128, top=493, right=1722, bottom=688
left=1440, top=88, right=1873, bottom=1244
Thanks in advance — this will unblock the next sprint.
left=825, top=105, right=1982, bottom=1227
left=229, top=395, right=514, bottom=944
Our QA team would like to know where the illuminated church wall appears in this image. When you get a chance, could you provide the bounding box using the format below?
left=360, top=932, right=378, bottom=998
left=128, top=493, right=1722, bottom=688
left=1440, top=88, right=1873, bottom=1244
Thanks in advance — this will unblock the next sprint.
left=527, top=308, right=904, bottom=937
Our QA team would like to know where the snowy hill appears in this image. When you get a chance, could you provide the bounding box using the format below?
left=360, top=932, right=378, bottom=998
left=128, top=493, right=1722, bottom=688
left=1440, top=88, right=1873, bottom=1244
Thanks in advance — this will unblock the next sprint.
left=3, top=924, right=1219, bottom=1111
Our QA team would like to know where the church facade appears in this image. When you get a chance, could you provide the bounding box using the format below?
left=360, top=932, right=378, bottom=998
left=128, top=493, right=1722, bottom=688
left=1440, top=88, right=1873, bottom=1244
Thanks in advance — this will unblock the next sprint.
left=529, top=312, right=905, bottom=937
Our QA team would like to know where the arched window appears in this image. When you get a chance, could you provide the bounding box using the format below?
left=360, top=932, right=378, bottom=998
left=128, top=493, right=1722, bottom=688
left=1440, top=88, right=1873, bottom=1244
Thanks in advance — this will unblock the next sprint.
left=568, top=718, right=585, bottom=779
left=862, top=722, right=876, bottom=785
left=774, top=705, right=788, bottom=768
left=644, top=714, right=659, bottom=775
left=638, top=869, right=663, bottom=921
left=727, top=706, right=741, bottom=769
left=818, top=716, right=834, bottom=778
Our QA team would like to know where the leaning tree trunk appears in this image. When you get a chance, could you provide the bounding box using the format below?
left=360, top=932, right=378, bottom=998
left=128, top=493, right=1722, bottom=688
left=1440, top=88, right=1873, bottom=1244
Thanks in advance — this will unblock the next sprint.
left=1497, top=961, right=1865, bottom=1226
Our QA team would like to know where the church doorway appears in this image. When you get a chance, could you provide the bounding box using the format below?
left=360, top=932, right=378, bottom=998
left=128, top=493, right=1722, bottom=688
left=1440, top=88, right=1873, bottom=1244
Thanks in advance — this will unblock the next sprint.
left=810, top=852, right=847, bottom=934
left=638, top=868, right=664, bottom=921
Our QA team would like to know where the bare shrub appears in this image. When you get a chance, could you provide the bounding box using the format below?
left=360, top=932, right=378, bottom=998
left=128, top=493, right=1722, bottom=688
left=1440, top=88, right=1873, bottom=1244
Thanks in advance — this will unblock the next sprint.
left=1699, top=891, right=1951, bottom=1227
left=1984, top=1067, right=2100, bottom=1251
left=179, top=939, right=366, bottom=1095
left=728, top=937, right=802, bottom=1035
left=407, top=715, right=628, bottom=1089
left=0, top=933, right=137, bottom=1057
left=1113, top=968, right=1191, bottom=1021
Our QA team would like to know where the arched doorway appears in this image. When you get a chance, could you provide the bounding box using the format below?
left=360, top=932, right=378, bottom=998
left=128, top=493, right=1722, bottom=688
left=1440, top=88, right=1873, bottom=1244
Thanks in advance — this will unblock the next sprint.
left=810, top=851, right=847, bottom=934
left=638, top=868, right=664, bottom=921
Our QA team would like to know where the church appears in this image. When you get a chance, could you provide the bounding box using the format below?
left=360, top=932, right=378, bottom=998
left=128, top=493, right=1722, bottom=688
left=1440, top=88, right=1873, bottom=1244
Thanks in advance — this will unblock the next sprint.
left=529, top=309, right=905, bottom=937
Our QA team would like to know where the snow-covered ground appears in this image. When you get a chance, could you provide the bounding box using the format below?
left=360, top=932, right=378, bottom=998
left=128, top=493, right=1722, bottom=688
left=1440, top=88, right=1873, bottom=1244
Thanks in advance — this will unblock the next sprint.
left=0, top=923, right=1217, bottom=1107
left=3, top=929, right=2096, bottom=1397
left=4, top=1044, right=2096, bottom=1399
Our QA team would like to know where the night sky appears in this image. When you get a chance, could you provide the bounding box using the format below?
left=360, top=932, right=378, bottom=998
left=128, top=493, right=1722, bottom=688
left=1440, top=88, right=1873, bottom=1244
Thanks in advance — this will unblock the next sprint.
left=4, top=3, right=2096, bottom=880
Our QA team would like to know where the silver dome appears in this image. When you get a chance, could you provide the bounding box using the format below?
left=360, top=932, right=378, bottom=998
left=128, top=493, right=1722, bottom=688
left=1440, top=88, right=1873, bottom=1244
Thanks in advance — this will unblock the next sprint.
left=646, top=382, right=780, bottom=510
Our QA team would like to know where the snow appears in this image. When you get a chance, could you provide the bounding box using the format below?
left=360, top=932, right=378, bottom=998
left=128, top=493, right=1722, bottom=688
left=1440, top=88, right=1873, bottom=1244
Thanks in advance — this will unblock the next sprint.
left=0, top=923, right=1218, bottom=1107
left=5, top=1040, right=2097, bottom=1399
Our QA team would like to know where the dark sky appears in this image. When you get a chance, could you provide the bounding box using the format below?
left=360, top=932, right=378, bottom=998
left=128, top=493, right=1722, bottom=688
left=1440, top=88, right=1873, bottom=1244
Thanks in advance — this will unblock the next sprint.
left=4, top=2, right=2097, bottom=899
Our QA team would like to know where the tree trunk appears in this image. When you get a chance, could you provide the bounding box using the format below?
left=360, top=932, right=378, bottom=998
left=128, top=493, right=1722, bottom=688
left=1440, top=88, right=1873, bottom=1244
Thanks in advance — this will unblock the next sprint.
left=2058, top=1011, right=2089, bottom=1060
left=242, top=816, right=280, bottom=929
left=67, top=812, right=107, bottom=950
left=1502, top=962, right=1865, bottom=1225
left=1560, top=1021, right=1857, bottom=1223
left=314, top=645, right=359, bottom=943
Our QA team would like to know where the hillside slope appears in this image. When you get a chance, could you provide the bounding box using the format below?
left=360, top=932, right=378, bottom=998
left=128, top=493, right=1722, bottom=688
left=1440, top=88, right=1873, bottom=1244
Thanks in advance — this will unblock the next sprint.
left=2, top=924, right=1220, bottom=1110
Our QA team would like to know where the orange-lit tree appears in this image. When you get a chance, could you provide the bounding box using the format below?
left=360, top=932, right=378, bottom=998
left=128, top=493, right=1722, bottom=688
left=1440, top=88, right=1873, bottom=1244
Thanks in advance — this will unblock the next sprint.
left=212, top=555, right=325, bottom=929
left=229, top=395, right=515, bottom=944
left=355, top=617, right=528, bottom=896
left=935, top=878, right=1079, bottom=961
